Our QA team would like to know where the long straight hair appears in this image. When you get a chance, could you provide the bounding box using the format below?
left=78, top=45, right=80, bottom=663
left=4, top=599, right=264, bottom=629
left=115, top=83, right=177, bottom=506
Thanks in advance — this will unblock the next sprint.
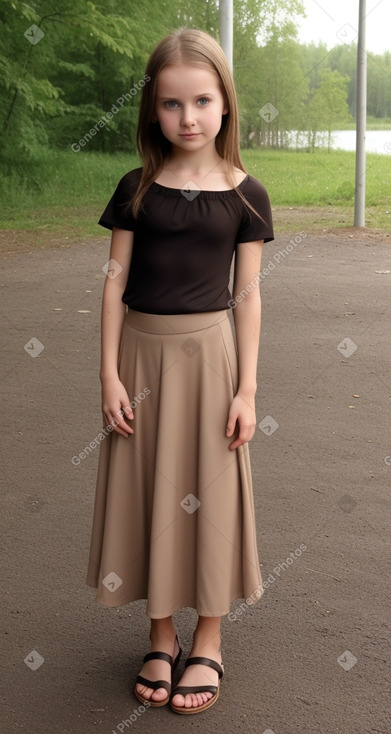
left=132, top=28, right=260, bottom=221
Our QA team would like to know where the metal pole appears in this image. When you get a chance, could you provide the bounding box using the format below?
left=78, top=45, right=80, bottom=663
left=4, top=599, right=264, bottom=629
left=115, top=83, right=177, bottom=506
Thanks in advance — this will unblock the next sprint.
left=354, top=0, right=367, bottom=227
left=219, top=0, right=233, bottom=70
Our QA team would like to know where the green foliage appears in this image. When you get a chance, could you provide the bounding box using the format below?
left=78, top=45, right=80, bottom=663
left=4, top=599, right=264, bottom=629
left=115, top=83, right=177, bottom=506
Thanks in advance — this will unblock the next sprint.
left=306, top=68, right=352, bottom=150
left=366, top=51, right=391, bottom=119
left=0, top=0, right=389, bottom=168
left=233, top=0, right=308, bottom=147
left=0, top=0, right=160, bottom=162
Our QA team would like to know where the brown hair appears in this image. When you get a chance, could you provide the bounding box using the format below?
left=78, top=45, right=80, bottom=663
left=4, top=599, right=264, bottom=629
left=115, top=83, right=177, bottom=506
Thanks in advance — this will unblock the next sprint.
left=131, top=28, right=263, bottom=222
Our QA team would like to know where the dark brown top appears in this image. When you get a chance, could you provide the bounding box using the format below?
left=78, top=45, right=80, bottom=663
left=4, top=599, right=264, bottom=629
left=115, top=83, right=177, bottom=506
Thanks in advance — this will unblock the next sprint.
left=99, top=167, right=274, bottom=314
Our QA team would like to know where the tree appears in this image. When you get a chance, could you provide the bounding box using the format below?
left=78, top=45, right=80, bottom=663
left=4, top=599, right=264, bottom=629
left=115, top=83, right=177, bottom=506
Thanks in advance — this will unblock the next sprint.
left=0, top=0, right=388, bottom=169
left=233, top=0, right=307, bottom=148
left=0, top=0, right=162, bottom=160
left=307, top=68, right=351, bottom=150
left=328, top=44, right=357, bottom=117
left=366, top=51, right=391, bottom=119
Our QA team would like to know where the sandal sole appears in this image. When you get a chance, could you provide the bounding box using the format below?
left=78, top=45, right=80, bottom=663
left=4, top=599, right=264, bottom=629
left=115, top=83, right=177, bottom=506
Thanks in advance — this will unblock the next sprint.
left=170, top=682, right=221, bottom=714
left=134, top=688, right=169, bottom=707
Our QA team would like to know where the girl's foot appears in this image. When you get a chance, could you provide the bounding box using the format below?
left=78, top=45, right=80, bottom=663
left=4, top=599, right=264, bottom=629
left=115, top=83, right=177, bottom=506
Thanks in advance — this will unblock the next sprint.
left=170, top=635, right=222, bottom=711
left=135, top=631, right=180, bottom=705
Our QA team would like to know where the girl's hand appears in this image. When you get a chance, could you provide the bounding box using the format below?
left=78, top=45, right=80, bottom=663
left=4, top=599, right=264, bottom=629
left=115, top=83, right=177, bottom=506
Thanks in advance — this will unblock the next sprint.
left=226, top=393, right=256, bottom=450
left=101, top=376, right=134, bottom=437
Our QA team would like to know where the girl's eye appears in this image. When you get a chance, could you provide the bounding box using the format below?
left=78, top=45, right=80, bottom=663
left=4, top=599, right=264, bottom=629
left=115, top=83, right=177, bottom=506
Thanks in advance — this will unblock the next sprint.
left=165, top=101, right=179, bottom=108
left=198, top=97, right=209, bottom=106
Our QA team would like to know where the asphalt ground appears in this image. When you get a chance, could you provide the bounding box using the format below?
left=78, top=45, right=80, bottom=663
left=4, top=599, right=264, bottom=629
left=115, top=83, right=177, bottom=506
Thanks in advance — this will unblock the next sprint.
left=1, top=228, right=390, bottom=734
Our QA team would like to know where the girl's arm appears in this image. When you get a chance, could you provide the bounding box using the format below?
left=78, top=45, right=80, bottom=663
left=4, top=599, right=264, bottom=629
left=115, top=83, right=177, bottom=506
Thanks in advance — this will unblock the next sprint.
left=226, top=239, right=264, bottom=450
left=100, top=226, right=134, bottom=437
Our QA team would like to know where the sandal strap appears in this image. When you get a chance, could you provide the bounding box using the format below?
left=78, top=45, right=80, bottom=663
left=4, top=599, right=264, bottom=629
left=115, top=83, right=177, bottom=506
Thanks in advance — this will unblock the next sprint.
left=184, top=656, right=224, bottom=678
left=135, top=675, right=171, bottom=694
left=173, top=646, right=182, bottom=669
left=172, top=684, right=218, bottom=697
left=143, top=651, right=173, bottom=665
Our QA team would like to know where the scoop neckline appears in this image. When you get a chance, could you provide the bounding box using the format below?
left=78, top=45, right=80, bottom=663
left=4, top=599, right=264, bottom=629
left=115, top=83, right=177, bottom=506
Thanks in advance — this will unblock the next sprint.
left=150, top=174, right=249, bottom=199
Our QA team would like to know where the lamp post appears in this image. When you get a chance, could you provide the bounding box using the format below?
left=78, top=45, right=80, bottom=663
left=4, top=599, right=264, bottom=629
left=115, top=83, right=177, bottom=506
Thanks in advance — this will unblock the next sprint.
left=219, top=0, right=233, bottom=70
left=354, top=0, right=367, bottom=227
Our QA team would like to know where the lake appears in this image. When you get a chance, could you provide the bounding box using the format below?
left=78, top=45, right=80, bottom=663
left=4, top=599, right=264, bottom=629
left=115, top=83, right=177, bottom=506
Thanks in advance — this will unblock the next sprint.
left=332, top=130, right=391, bottom=154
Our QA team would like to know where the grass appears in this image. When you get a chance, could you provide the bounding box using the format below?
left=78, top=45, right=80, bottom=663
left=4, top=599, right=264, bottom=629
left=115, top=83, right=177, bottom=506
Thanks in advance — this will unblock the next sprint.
left=241, top=148, right=390, bottom=205
left=338, top=117, right=391, bottom=131
left=0, top=146, right=390, bottom=245
left=0, top=150, right=141, bottom=238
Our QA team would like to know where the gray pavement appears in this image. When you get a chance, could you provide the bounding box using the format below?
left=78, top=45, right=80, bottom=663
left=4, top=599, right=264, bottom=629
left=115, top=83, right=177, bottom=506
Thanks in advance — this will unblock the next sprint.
left=1, top=230, right=390, bottom=734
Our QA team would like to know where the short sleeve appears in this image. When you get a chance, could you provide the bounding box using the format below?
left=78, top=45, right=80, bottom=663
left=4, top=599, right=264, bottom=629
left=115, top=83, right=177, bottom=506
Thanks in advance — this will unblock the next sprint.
left=98, top=168, right=142, bottom=231
left=236, top=176, right=274, bottom=244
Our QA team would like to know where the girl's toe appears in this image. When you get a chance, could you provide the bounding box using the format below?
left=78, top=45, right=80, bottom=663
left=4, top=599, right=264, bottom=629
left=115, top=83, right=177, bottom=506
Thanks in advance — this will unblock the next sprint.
left=136, top=684, right=148, bottom=699
left=171, top=693, right=185, bottom=708
left=151, top=687, right=167, bottom=701
left=171, top=689, right=214, bottom=709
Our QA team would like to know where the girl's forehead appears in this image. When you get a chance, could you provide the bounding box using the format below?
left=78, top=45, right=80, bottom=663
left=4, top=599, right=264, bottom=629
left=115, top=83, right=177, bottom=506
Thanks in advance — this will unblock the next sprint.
left=156, top=64, right=220, bottom=92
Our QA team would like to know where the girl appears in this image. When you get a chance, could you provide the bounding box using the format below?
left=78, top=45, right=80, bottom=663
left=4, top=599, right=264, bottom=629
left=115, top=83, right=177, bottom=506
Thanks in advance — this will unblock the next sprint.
left=86, top=28, right=274, bottom=715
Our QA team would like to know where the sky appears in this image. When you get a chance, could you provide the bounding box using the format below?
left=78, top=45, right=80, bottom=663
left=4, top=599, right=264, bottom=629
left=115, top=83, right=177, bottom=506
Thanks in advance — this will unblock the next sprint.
left=297, top=0, right=390, bottom=54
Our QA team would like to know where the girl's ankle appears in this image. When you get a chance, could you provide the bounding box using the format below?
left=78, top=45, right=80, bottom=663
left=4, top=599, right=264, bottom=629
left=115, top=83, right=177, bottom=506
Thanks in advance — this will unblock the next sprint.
left=149, top=624, right=177, bottom=645
left=192, top=630, right=221, bottom=650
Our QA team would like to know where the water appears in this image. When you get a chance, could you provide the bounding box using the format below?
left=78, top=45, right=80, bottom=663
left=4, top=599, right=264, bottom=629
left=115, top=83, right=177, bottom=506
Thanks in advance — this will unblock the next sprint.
left=332, top=130, right=391, bottom=154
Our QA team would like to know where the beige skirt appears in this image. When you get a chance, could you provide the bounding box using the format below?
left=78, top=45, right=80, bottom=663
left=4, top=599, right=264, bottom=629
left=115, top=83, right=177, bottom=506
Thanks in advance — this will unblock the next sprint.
left=86, top=308, right=263, bottom=618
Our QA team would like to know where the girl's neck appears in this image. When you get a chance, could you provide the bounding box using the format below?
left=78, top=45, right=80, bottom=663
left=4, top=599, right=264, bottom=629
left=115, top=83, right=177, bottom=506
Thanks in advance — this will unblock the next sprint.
left=155, top=161, right=246, bottom=192
left=163, top=148, right=226, bottom=178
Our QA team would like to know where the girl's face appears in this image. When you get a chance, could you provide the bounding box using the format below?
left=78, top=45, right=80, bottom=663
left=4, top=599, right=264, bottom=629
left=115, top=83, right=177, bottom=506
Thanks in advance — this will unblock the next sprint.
left=154, top=64, right=228, bottom=154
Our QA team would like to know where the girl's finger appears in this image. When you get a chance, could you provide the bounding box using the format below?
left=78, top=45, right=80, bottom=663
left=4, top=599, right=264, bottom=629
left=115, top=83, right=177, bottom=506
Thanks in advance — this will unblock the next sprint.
left=106, top=412, right=134, bottom=437
left=229, top=437, right=240, bottom=450
left=229, top=423, right=255, bottom=449
left=226, top=412, right=238, bottom=437
left=122, top=404, right=134, bottom=420
left=112, top=423, right=134, bottom=437
left=227, top=424, right=239, bottom=449
left=229, top=437, right=246, bottom=450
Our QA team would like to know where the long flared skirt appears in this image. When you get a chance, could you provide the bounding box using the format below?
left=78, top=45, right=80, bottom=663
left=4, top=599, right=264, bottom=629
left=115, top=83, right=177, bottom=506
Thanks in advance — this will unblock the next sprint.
left=86, top=308, right=263, bottom=618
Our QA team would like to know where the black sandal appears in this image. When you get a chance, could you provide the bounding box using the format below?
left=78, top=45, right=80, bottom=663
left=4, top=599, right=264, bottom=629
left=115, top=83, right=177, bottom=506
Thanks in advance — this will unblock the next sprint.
left=134, top=636, right=182, bottom=707
left=170, top=656, right=224, bottom=714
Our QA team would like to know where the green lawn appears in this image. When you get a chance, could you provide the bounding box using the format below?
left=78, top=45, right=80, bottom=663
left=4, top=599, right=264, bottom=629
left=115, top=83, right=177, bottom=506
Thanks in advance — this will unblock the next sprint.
left=242, top=148, right=390, bottom=206
left=338, top=117, right=391, bottom=131
left=0, top=147, right=390, bottom=242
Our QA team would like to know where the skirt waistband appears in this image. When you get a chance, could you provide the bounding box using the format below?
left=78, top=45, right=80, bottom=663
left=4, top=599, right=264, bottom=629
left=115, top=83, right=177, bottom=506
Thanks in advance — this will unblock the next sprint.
left=124, top=308, right=229, bottom=335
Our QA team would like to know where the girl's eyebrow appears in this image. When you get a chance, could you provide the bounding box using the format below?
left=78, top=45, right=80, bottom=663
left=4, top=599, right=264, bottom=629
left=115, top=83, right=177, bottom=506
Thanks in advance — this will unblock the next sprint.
left=157, top=93, right=215, bottom=100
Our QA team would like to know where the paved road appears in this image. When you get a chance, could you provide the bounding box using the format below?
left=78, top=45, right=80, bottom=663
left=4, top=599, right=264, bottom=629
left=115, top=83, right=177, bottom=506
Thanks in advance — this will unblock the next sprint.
left=1, top=230, right=390, bottom=734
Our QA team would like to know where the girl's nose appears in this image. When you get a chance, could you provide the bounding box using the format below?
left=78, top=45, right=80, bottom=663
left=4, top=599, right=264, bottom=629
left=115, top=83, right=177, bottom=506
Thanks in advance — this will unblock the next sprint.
left=181, top=104, right=196, bottom=126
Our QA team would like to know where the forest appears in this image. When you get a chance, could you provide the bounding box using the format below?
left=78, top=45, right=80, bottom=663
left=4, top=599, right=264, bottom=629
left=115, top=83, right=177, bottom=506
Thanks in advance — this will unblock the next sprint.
left=1, top=0, right=391, bottom=167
